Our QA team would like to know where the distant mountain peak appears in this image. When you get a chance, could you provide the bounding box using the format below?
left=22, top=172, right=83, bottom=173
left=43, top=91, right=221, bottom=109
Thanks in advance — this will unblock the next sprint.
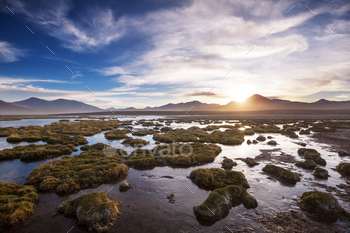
left=314, top=99, right=329, bottom=103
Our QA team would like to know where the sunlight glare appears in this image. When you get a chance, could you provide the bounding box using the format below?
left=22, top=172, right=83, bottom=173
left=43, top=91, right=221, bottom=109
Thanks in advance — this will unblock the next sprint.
left=229, top=85, right=255, bottom=103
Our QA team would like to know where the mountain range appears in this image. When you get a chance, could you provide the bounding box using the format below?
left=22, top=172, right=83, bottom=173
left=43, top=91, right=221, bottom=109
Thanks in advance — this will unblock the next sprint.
left=1, top=95, right=350, bottom=115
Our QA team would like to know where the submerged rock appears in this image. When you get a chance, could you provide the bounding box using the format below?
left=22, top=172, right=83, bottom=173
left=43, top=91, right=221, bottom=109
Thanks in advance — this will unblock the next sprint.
left=57, top=192, right=121, bottom=233
left=190, top=168, right=250, bottom=190
left=167, top=193, right=175, bottom=203
left=338, top=150, right=350, bottom=157
left=119, top=180, right=134, bottom=192
left=313, top=167, right=329, bottom=179
left=221, top=158, right=237, bottom=170
left=246, top=139, right=252, bottom=145
left=193, top=185, right=257, bottom=221
left=267, top=140, right=277, bottom=146
left=295, top=160, right=316, bottom=170
left=256, top=135, right=266, bottom=142
left=237, top=157, right=259, bottom=167
left=262, top=164, right=301, bottom=185
left=300, top=191, right=346, bottom=219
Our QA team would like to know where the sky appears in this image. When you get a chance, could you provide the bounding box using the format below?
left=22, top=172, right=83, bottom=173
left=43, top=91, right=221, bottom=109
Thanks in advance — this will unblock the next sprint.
left=0, top=0, right=350, bottom=109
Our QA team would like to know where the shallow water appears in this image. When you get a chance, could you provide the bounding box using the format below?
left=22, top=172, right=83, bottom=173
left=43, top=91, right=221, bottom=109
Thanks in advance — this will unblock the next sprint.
left=1, top=117, right=350, bottom=232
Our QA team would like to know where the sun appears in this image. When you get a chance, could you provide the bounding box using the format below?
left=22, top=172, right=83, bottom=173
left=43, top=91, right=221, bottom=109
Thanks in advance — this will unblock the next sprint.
left=229, top=85, right=255, bottom=103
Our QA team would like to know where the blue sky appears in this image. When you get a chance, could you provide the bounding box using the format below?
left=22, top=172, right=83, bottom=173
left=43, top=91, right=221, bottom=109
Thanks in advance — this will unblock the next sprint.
left=0, top=0, right=350, bottom=108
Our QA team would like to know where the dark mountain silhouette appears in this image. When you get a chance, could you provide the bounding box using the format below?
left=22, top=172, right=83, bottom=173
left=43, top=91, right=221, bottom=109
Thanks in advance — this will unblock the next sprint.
left=142, top=100, right=220, bottom=111
left=0, top=100, right=57, bottom=115
left=12, top=97, right=101, bottom=111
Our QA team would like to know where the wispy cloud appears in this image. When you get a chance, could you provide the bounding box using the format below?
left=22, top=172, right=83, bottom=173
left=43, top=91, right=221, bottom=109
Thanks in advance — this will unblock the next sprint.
left=0, top=77, right=80, bottom=84
left=0, top=41, right=25, bottom=63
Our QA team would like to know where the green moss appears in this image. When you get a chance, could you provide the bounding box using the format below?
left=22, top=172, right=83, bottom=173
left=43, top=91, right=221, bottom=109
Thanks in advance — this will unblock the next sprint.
left=237, top=157, right=259, bottom=167
left=313, top=167, right=329, bottom=179
left=295, top=160, right=317, bottom=170
left=0, top=182, right=39, bottom=232
left=105, top=129, right=129, bottom=140
left=300, top=191, right=344, bottom=219
left=153, top=127, right=244, bottom=145
left=0, top=144, right=74, bottom=161
left=299, top=129, right=311, bottom=135
left=335, top=163, right=350, bottom=176
left=132, top=129, right=157, bottom=136
left=122, top=138, right=149, bottom=147
left=26, top=149, right=128, bottom=195
left=190, top=168, right=249, bottom=190
left=221, top=158, right=237, bottom=170
left=262, top=164, right=301, bottom=185
left=127, top=143, right=222, bottom=169
left=193, top=185, right=257, bottom=221
left=297, top=148, right=326, bottom=166
left=80, top=143, right=106, bottom=151
left=57, top=192, right=121, bottom=232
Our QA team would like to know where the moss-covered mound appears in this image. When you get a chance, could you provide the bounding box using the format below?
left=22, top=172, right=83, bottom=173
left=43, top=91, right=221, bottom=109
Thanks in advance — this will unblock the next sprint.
left=297, top=148, right=326, bottom=166
left=262, top=165, right=301, bottom=185
left=0, top=182, right=39, bottom=232
left=256, top=135, right=266, bottom=142
left=193, top=185, right=257, bottom=221
left=0, top=144, right=74, bottom=161
left=153, top=127, right=245, bottom=145
left=189, top=168, right=249, bottom=190
left=221, top=158, right=237, bottom=170
left=105, top=129, right=129, bottom=140
left=127, top=143, right=221, bottom=168
left=295, top=160, right=316, bottom=170
left=132, top=129, right=157, bottom=136
left=57, top=192, right=121, bottom=233
left=300, top=191, right=345, bottom=219
left=237, top=157, right=259, bottom=167
left=335, top=163, right=350, bottom=176
left=122, top=138, right=149, bottom=147
left=81, top=143, right=106, bottom=151
left=26, top=149, right=128, bottom=195
left=3, top=120, right=120, bottom=145
left=313, top=167, right=329, bottom=179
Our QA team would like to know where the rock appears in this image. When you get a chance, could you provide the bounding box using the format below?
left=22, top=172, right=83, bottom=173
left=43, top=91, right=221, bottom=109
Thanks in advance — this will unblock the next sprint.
left=190, top=168, right=250, bottom=190
left=267, top=136, right=272, bottom=139
left=57, top=192, right=121, bottom=233
left=256, top=136, right=266, bottom=142
left=252, top=140, right=258, bottom=144
left=299, top=129, right=311, bottom=135
left=258, top=209, right=345, bottom=233
left=262, top=164, right=301, bottom=185
left=313, top=167, right=329, bottom=179
left=119, top=180, right=134, bottom=192
left=247, top=139, right=252, bottom=145
left=335, top=163, right=350, bottom=176
left=221, top=158, right=237, bottom=170
left=167, top=193, right=175, bottom=203
left=300, top=191, right=346, bottom=219
left=338, top=150, right=350, bottom=157
left=161, top=176, right=174, bottom=179
left=297, top=148, right=326, bottom=166
left=267, top=140, right=277, bottom=146
left=193, top=185, right=257, bottom=221
left=237, top=157, right=259, bottom=167
left=295, top=160, right=316, bottom=170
